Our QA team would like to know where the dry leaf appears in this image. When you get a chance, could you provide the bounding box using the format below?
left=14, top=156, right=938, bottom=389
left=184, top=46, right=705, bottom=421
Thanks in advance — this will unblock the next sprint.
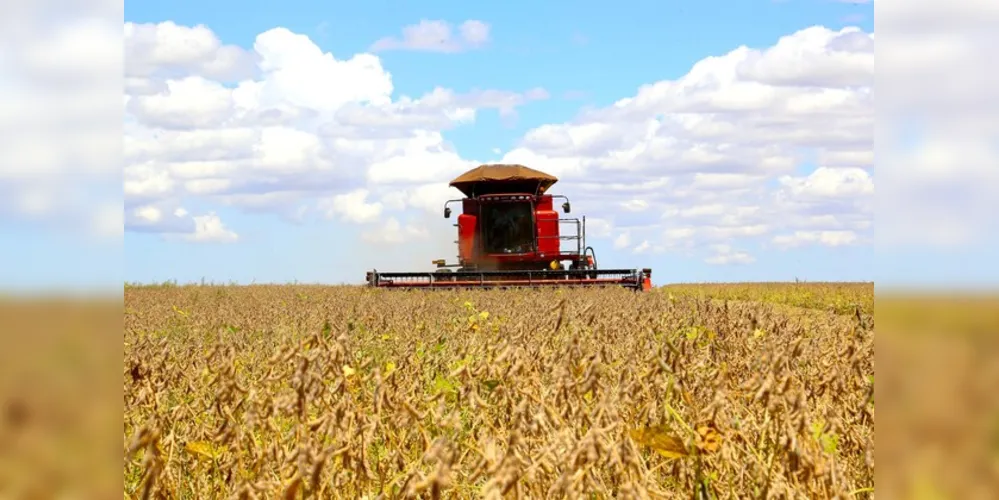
left=629, top=425, right=690, bottom=459
left=184, top=440, right=225, bottom=460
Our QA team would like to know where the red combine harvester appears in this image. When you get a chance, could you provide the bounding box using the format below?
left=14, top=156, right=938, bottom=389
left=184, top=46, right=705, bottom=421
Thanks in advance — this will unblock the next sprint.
left=365, top=164, right=652, bottom=291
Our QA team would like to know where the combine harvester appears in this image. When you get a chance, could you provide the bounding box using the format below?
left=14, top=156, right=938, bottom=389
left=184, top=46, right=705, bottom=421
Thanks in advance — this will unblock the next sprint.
left=365, top=164, right=652, bottom=291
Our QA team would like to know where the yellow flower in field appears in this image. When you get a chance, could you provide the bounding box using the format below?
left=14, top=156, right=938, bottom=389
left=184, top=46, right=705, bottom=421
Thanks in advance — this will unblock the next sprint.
left=479, top=311, right=489, bottom=320
left=342, top=365, right=356, bottom=377
left=384, top=361, right=396, bottom=375
left=696, top=423, right=722, bottom=453
left=381, top=334, right=391, bottom=341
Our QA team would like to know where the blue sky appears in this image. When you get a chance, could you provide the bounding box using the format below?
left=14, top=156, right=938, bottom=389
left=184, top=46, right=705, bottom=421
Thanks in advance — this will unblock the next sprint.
left=118, top=0, right=879, bottom=286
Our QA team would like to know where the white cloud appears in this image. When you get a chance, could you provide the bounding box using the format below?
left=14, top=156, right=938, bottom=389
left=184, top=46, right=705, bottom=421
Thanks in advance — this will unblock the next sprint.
left=240, top=28, right=395, bottom=111
left=705, top=244, right=756, bottom=265
left=124, top=20, right=257, bottom=81
left=318, top=189, right=383, bottom=224
left=778, top=167, right=874, bottom=199
left=690, top=173, right=764, bottom=191
left=126, top=202, right=238, bottom=243
left=735, top=26, right=873, bottom=88
left=633, top=240, right=652, bottom=254
left=459, top=20, right=490, bottom=46
left=185, top=213, right=238, bottom=243
left=127, top=76, right=236, bottom=129
left=185, top=178, right=231, bottom=195
left=772, top=230, right=859, bottom=249
left=134, top=205, right=162, bottom=223
left=370, top=20, right=491, bottom=53
left=123, top=21, right=548, bottom=248
left=678, top=204, right=728, bottom=218
left=620, top=199, right=649, bottom=212
left=665, top=227, right=696, bottom=240
left=613, top=232, right=631, bottom=250
left=487, top=25, right=875, bottom=260
left=584, top=217, right=613, bottom=238
left=362, top=217, right=429, bottom=244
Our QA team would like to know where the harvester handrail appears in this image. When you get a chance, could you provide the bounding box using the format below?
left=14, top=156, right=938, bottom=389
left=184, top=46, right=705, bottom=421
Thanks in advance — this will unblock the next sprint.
left=537, top=216, right=587, bottom=255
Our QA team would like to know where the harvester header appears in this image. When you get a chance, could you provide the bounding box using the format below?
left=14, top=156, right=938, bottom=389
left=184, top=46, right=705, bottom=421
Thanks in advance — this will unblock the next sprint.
left=365, top=163, right=652, bottom=291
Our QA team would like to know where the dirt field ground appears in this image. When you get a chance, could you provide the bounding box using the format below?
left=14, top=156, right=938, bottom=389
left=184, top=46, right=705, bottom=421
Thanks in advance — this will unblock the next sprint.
left=124, top=282, right=874, bottom=498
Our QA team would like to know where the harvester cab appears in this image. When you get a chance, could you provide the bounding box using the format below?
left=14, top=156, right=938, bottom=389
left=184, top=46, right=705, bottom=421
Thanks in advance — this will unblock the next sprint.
left=365, top=164, right=652, bottom=291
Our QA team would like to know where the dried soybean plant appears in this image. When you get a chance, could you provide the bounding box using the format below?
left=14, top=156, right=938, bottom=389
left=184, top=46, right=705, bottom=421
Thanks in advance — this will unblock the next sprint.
left=123, top=283, right=874, bottom=499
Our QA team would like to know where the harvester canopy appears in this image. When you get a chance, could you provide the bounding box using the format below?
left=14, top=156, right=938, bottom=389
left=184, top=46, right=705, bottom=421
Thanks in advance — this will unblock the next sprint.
left=449, top=163, right=559, bottom=197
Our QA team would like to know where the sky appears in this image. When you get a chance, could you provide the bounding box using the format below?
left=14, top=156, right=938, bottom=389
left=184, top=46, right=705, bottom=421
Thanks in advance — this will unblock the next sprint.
left=115, top=0, right=880, bottom=286
left=9, top=0, right=998, bottom=290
